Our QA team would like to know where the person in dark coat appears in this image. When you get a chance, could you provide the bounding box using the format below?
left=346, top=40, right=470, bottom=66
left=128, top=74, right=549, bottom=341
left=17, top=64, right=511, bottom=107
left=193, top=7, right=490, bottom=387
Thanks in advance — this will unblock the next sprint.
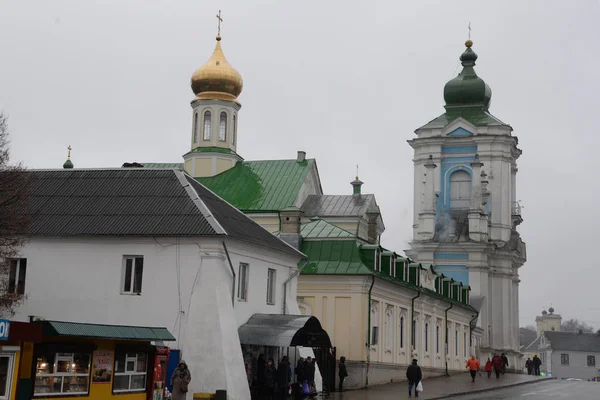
left=525, top=358, right=533, bottom=375
left=294, top=358, right=305, bottom=399
left=533, top=355, right=542, bottom=376
left=304, top=357, right=316, bottom=396
left=257, top=354, right=267, bottom=386
left=500, top=353, right=509, bottom=374
left=338, top=356, right=348, bottom=392
left=276, top=356, right=291, bottom=400
left=491, top=354, right=503, bottom=379
left=264, top=359, right=277, bottom=400
left=406, top=359, right=422, bottom=398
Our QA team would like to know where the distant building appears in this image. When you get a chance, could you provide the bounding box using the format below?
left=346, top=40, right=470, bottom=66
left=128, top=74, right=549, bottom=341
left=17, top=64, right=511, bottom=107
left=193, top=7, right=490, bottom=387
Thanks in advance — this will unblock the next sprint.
left=522, top=308, right=562, bottom=370
left=539, top=331, right=600, bottom=379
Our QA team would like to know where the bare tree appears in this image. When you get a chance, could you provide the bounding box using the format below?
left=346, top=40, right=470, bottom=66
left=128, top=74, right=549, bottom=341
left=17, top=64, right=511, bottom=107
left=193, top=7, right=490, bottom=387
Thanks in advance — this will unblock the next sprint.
left=561, top=318, right=594, bottom=333
left=0, top=113, right=30, bottom=317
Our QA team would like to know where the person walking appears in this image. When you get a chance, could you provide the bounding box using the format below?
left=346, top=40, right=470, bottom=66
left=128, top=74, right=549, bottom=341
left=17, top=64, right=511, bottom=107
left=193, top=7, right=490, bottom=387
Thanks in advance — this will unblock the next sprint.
left=304, top=357, right=316, bottom=396
left=406, top=359, right=422, bottom=398
left=170, top=361, right=192, bottom=400
left=294, top=358, right=305, bottom=399
left=276, top=356, right=291, bottom=400
left=257, top=354, right=267, bottom=392
left=491, top=354, right=503, bottom=379
left=533, top=355, right=542, bottom=376
left=485, top=358, right=493, bottom=378
left=338, top=356, right=348, bottom=392
left=465, top=355, right=480, bottom=382
left=264, top=359, right=277, bottom=400
left=525, top=358, right=533, bottom=375
left=500, top=353, right=509, bottom=374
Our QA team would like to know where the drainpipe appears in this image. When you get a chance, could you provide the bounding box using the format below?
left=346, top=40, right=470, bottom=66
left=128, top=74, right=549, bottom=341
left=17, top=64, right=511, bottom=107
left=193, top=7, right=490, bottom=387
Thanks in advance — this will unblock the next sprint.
left=365, top=275, right=375, bottom=388
left=282, top=258, right=309, bottom=315
left=444, top=303, right=453, bottom=376
left=222, top=241, right=236, bottom=307
left=469, top=311, right=479, bottom=358
left=410, top=291, right=421, bottom=354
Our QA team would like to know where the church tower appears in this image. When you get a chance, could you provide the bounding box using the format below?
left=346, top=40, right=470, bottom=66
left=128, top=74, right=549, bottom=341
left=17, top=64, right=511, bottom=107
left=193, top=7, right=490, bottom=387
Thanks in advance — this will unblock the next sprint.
left=184, top=17, right=243, bottom=178
left=407, top=40, right=527, bottom=367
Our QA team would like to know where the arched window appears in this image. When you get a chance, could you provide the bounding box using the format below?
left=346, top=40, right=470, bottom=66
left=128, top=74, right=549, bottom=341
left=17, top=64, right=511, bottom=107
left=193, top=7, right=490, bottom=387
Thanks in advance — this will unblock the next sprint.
left=449, top=170, right=471, bottom=209
left=425, top=323, right=429, bottom=352
left=232, top=115, right=237, bottom=145
left=400, top=316, right=405, bottom=349
left=371, top=302, right=379, bottom=346
left=386, top=307, right=393, bottom=352
left=464, top=331, right=467, bottom=357
left=436, top=325, right=440, bottom=354
left=203, top=111, right=212, bottom=140
left=219, top=112, right=227, bottom=141
left=193, top=113, right=199, bottom=143
left=455, top=329, right=459, bottom=356
left=412, top=319, right=418, bottom=349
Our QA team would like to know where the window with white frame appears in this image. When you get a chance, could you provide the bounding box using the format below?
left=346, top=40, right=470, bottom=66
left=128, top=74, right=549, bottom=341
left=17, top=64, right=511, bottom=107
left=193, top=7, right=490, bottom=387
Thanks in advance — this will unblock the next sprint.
left=425, top=323, right=429, bottom=352
left=203, top=110, right=212, bottom=140
left=450, top=170, right=471, bottom=209
left=412, top=319, right=418, bottom=349
left=455, top=329, right=459, bottom=356
left=266, top=269, right=276, bottom=305
left=400, top=316, right=405, bottom=349
left=560, top=353, right=569, bottom=365
left=34, top=351, right=91, bottom=396
left=237, top=263, right=249, bottom=301
left=113, top=352, right=147, bottom=393
left=8, top=258, right=27, bottom=295
left=385, top=307, right=393, bottom=352
left=232, top=114, right=237, bottom=145
left=219, top=112, right=227, bottom=141
left=371, top=301, right=379, bottom=346
left=436, top=325, right=440, bottom=354
left=0, top=353, right=14, bottom=399
left=122, top=256, right=143, bottom=294
left=192, top=112, right=198, bottom=143
left=588, top=355, right=596, bottom=367
left=463, top=331, right=467, bottom=357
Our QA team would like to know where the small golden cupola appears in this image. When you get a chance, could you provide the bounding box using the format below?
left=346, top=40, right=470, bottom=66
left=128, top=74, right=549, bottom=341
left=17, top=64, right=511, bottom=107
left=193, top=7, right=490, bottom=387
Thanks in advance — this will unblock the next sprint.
left=190, top=33, right=243, bottom=104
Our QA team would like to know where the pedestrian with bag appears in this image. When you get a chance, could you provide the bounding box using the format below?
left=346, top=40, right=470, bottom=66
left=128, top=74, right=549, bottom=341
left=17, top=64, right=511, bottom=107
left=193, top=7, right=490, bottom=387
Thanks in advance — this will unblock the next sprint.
left=338, top=356, right=348, bottom=392
left=406, top=359, right=422, bottom=398
left=465, top=355, right=480, bottom=382
left=491, top=354, right=503, bottom=379
left=170, top=361, right=192, bottom=400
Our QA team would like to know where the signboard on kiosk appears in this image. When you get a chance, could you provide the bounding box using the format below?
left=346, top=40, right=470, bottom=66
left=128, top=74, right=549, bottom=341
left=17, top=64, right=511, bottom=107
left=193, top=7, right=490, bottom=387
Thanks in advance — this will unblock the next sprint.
left=0, top=320, right=10, bottom=340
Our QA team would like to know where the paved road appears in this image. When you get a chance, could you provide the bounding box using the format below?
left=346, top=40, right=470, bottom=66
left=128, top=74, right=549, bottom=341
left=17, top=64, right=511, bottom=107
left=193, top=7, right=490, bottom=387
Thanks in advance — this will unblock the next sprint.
left=457, top=380, right=600, bottom=399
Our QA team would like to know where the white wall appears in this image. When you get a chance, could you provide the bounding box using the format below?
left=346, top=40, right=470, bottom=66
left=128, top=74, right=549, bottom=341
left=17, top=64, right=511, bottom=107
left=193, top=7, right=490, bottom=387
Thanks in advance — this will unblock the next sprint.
left=550, top=351, right=600, bottom=380
left=13, top=236, right=301, bottom=346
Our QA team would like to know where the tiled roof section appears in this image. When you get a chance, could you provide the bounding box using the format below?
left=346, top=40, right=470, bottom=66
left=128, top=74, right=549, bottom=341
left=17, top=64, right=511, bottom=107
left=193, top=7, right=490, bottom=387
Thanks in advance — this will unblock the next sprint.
left=198, top=159, right=315, bottom=212
left=184, top=175, right=304, bottom=258
left=418, top=108, right=508, bottom=130
left=19, top=169, right=304, bottom=257
left=544, top=331, right=600, bottom=352
left=141, top=163, right=184, bottom=168
left=302, top=240, right=372, bottom=275
left=24, top=169, right=216, bottom=236
left=301, top=219, right=354, bottom=239
left=301, top=194, right=380, bottom=218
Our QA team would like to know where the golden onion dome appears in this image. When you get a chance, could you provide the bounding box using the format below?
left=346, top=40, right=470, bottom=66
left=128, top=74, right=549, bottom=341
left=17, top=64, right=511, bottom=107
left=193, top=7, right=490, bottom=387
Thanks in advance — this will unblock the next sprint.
left=191, top=36, right=243, bottom=103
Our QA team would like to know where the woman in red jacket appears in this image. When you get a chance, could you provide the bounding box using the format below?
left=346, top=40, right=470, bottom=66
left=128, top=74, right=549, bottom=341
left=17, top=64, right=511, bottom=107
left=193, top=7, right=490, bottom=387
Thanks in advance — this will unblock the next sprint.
left=485, top=358, right=493, bottom=379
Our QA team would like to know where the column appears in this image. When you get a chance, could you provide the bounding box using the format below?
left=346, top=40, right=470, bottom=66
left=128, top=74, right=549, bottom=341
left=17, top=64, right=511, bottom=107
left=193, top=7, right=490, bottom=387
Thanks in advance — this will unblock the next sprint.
left=418, top=155, right=437, bottom=240
left=468, top=154, right=484, bottom=241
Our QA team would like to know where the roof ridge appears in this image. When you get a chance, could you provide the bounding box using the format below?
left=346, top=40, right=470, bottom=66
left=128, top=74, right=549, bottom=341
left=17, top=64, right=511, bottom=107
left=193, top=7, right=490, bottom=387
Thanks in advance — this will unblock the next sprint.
left=174, top=170, right=226, bottom=235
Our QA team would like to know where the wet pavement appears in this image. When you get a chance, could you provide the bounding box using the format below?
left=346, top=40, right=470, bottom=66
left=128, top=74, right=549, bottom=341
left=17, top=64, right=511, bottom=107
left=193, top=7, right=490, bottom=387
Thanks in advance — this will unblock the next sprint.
left=458, top=379, right=600, bottom=399
left=326, top=372, right=554, bottom=399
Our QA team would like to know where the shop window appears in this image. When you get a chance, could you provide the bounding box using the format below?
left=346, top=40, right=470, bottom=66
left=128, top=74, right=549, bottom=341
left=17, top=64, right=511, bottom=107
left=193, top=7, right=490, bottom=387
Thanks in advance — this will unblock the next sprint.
left=122, top=256, right=143, bottom=294
left=237, top=263, right=249, bottom=301
left=266, top=269, right=276, bottom=305
left=0, top=354, right=14, bottom=399
left=34, top=351, right=91, bottom=396
left=561, top=353, right=569, bottom=365
left=113, top=353, right=147, bottom=393
left=588, top=355, right=596, bottom=366
left=8, top=258, right=27, bottom=295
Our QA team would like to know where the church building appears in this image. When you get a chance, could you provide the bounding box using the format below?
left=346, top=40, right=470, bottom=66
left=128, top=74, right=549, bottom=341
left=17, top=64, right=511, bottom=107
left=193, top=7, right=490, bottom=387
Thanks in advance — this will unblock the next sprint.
left=407, top=39, right=527, bottom=369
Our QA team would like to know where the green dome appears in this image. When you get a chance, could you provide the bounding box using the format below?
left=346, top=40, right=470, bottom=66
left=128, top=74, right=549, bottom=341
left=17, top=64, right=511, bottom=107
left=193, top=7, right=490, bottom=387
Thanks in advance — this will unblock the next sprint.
left=63, top=159, right=74, bottom=169
left=443, top=41, right=492, bottom=110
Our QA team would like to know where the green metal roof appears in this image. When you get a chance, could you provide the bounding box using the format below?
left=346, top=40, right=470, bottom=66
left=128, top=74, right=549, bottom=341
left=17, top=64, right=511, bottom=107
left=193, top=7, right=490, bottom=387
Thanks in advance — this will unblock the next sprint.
left=418, top=107, right=507, bottom=131
left=41, top=321, right=176, bottom=341
left=141, top=162, right=184, bottom=168
left=301, top=219, right=354, bottom=239
left=198, top=159, right=315, bottom=212
left=302, top=240, right=372, bottom=275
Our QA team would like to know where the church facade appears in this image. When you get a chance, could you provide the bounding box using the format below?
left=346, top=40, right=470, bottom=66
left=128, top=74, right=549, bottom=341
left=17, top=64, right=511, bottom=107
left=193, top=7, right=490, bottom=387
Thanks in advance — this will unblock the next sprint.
left=407, top=40, right=527, bottom=369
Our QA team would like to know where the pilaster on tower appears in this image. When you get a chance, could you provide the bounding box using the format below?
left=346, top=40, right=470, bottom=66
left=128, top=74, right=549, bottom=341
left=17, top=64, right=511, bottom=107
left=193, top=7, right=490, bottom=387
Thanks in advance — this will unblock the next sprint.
left=184, top=32, right=244, bottom=178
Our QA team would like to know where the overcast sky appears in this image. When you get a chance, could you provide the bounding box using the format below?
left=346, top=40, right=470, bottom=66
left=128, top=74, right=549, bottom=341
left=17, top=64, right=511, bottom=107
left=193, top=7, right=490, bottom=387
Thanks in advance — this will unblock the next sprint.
left=1, top=0, right=599, bottom=328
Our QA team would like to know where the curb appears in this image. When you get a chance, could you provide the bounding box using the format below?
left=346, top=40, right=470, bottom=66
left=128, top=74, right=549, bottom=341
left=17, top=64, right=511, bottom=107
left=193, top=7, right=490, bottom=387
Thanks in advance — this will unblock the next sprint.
left=427, top=377, right=556, bottom=399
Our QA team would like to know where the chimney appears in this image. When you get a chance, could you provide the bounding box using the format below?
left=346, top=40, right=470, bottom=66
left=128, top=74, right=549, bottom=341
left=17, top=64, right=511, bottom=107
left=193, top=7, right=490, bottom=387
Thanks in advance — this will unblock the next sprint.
left=297, top=151, right=306, bottom=163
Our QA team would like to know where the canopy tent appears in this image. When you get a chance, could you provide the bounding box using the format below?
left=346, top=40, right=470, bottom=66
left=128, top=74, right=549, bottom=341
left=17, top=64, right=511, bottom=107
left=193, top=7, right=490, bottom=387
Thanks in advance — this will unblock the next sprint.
left=238, top=314, right=332, bottom=348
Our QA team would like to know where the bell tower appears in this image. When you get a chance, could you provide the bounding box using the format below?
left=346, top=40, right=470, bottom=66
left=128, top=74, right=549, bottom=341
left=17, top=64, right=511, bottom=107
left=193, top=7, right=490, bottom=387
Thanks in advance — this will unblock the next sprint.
left=184, top=12, right=244, bottom=178
left=407, top=40, right=526, bottom=367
